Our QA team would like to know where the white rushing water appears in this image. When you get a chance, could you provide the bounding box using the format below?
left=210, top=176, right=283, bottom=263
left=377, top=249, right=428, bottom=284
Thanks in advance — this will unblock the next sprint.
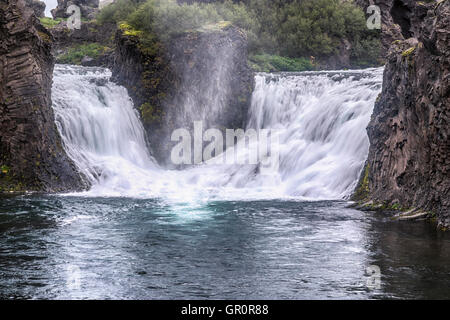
left=52, top=64, right=383, bottom=202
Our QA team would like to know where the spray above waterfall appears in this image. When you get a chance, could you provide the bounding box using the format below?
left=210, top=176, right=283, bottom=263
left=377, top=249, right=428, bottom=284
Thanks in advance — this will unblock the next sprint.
left=51, top=64, right=383, bottom=201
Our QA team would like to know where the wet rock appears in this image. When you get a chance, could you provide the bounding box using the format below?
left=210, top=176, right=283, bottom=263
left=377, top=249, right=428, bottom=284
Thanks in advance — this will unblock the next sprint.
left=88, top=77, right=108, bottom=86
left=81, top=55, right=93, bottom=65
left=0, top=0, right=87, bottom=192
left=355, top=0, right=431, bottom=56
left=111, top=25, right=254, bottom=166
left=51, top=0, right=99, bottom=20
left=25, top=0, right=45, bottom=17
left=359, top=0, right=450, bottom=229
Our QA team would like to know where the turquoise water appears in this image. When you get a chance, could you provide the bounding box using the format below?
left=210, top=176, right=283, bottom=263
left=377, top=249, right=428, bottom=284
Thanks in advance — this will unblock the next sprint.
left=1, top=195, right=449, bottom=299
left=2, top=66, right=446, bottom=300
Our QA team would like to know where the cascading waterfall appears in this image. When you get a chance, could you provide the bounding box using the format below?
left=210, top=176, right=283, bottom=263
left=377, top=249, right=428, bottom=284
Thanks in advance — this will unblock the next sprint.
left=52, top=64, right=382, bottom=201
left=245, top=70, right=383, bottom=199
left=52, top=65, right=158, bottom=195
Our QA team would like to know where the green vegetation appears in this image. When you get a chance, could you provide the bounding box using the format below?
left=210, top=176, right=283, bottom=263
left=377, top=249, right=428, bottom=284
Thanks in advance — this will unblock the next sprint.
left=57, top=43, right=111, bottom=65
left=402, top=46, right=416, bottom=57
left=351, top=37, right=382, bottom=67
left=39, top=17, right=63, bottom=28
left=352, top=163, right=370, bottom=201
left=249, top=54, right=313, bottom=72
left=1, top=165, right=10, bottom=175
left=37, top=31, right=52, bottom=43
left=140, top=102, right=163, bottom=124
left=119, top=22, right=143, bottom=37
left=97, top=0, right=382, bottom=70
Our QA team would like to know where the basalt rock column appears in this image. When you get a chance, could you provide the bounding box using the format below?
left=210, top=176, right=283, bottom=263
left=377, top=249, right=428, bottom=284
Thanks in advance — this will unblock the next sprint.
left=356, top=0, right=450, bottom=229
left=0, top=0, right=86, bottom=192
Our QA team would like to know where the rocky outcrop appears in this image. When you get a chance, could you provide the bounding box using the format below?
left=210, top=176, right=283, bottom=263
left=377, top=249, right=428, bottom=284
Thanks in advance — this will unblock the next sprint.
left=319, top=38, right=353, bottom=70
left=0, top=0, right=86, bottom=192
left=355, top=0, right=434, bottom=54
left=112, top=24, right=254, bottom=166
left=48, top=20, right=116, bottom=66
left=51, top=0, right=99, bottom=19
left=356, top=0, right=450, bottom=229
left=355, top=0, right=403, bottom=54
left=49, top=21, right=116, bottom=50
left=25, top=0, right=45, bottom=17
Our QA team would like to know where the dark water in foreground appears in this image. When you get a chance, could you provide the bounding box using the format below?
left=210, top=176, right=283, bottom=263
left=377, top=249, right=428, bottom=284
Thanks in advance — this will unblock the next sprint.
left=0, top=195, right=449, bottom=299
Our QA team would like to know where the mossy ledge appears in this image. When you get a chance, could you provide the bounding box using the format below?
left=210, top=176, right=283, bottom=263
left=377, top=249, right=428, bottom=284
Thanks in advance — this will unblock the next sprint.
left=348, top=200, right=440, bottom=227
left=56, top=43, right=112, bottom=65
left=350, top=164, right=444, bottom=230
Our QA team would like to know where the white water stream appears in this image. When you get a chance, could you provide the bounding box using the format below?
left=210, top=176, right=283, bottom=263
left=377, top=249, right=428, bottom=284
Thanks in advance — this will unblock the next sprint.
left=52, top=64, right=382, bottom=202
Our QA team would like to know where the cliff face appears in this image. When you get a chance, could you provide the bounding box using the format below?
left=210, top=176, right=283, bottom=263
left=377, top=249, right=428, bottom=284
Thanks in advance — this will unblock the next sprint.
left=356, top=0, right=403, bottom=54
left=112, top=25, right=254, bottom=166
left=0, top=0, right=86, bottom=192
left=51, top=0, right=99, bottom=19
left=355, top=0, right=434, bottom=55
left=48, top=20, right=115, bottom=67
left=25, top=0, right=45, bottom=17
left=49, top=21, right=116, bottom=51
left=358, top=0, right=450, bottom=228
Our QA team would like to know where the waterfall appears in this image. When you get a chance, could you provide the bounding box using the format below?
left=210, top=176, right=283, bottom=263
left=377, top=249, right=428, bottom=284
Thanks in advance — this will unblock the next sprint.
left=52, top=64, right=382, bottom=201
left=245, top=70, right=383, bottom=199
left=51, top=65, right=158, bottom=195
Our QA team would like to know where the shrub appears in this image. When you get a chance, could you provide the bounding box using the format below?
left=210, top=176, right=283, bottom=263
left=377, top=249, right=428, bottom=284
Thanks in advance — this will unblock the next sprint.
left=96, top=0, right=138, bottom=25
left=97, top=0, right=382, bottom=68
left=57, top=43, right=110, bottom=65
left=0, top=165, right=10, bottom=175
left=249, top=54, right=313, bottom=72
left=39, top=17, right=63, bottom=28
left=351, top=37, right=383, bottom=67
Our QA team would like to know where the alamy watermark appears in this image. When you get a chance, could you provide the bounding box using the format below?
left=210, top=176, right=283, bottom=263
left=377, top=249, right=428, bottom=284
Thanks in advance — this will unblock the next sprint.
left=366, top=265, right=381, bottom=290
left=170, top=121, right=279, bottom=175
left=65, top=4, right=380, bottom=31
left=66, top=265, right=81, bottom=290
left=366, top=5, right=381, bottom=30
left=66, top=5, right=81, bottom=30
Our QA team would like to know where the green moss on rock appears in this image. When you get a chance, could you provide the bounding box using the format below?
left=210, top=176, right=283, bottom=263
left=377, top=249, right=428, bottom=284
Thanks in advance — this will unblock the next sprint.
left=1, top=165, right=10, bottom=174
left=140, top=102, right=162, bottom=124
left=119, top=22, right=143, bottom=37
left=249, top=54, right=313, bottom=72
left=401, top=46, right=416, bottom=57
left=352, top=163, right=369, bottom=201
left=39, top=17, right=63, bottom=29
left=56, top=43, right=111, bottom=65
left=37, top=31, right=52, bottom=43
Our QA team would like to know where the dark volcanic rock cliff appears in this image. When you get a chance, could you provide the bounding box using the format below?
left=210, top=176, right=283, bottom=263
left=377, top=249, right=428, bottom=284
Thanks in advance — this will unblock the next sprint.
left=0, top=0, right=86, bottom=192
left=355, top=0, right=449, bottom=229
left=51, top=0, right=99, bottom=19
left=48, top=20, right=116, bottom=66
left=112, top=24, right=254, bottom=166
left=25, top=0, right=45, bottom=17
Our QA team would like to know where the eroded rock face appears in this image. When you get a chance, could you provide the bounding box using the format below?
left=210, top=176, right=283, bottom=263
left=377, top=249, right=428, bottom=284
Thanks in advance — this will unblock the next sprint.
left=51, top=0, right=99, bottom=19
left=0, top=0, right=86, bottom=192
left=356, top=0, right=403, bottom=54
left=355, top=0, right=430, bottom=55
left=112, top=25, right=254, bottom=166
left=362, top=0, right=450, bottom=228
left=25, top=0, right=45, bottom=17
left=48, top=20, right=116, bottom=67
